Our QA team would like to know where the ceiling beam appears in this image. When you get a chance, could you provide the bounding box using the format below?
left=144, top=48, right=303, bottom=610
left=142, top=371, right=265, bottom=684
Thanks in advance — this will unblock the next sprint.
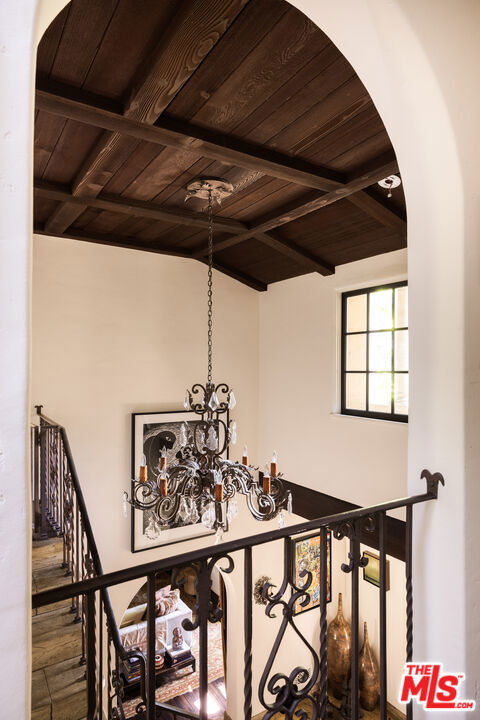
left=36, top=86, right=344, bottom=196
left=34, top=178, right=335, bottom=277
left=33, top=225, right=267, bottom=292
left=36, top=83, right=407, bottom=239
left=346, top=188, right=407, bottom=232
left=34, top=179, right=246, bottom=235
left=192, top=155, right=401, bottom=257
left=254, top=232, right=334, bottom=276
left=42, top=0, right=250, bottom=236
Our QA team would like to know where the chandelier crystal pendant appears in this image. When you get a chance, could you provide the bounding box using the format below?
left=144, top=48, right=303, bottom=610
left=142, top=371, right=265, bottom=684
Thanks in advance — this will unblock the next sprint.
left=124, top=178, right=292, bottom=542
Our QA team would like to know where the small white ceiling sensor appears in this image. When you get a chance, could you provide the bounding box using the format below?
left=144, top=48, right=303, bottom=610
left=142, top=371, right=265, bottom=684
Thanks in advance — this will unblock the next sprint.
left=378, top=174, right=402, bottom=198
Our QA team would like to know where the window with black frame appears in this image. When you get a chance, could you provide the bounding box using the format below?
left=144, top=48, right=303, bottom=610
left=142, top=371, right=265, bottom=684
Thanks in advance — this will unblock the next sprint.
left=341, top=282, right=408, bottom=421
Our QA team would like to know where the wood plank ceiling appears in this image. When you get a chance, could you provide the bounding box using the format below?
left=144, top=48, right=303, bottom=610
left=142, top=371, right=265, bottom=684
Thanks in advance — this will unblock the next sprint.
left=34, top=0, right=407, bottom=291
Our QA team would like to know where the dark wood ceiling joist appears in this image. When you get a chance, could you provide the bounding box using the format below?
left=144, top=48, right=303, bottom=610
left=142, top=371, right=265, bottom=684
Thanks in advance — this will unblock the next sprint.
left=34, top=178, right=335, bottom=277
left=36, top=87, right=344, bottom=192
left=254, top=232, right=334, bottom=275
left=34, top=179, right=246, bottom=234
left=34, top=0, right=407, bottom=291
left=36, top=87, right=405, bottom=264
left=36, top=86, right=405, bottom=232
left=192, top=153, right=403, bottom=257
left=43, top=0, right=251, bottom=236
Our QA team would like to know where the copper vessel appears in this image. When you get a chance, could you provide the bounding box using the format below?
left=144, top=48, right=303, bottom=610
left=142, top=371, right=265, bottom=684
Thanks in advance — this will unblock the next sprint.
left=359, top=621, right=380, bottom=710
left=327, top=593, right=351, bottom=699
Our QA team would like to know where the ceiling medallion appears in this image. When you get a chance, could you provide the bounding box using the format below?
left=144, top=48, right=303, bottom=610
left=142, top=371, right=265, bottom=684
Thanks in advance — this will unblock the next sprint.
left=124, top=178, right=291, bottom=543
left=377, top=174, right=401, bottom=198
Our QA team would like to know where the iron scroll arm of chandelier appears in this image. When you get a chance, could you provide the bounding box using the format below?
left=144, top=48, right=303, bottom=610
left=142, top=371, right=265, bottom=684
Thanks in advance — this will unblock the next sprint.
left=123, top=178, right=292, bottom=541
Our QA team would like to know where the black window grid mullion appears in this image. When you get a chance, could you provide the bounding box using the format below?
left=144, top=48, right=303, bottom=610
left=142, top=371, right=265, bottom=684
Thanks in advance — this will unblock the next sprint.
left=345, top=326, right=407, bottom=336
left=341, top=281, right=408, bottom=422
left=391, top=288, right=395, bottom=415
left=341, top=292, right=347, bottom=414
left=346, top=370, right=407, bottom=373
left=366, top=292, right=370, bottom=412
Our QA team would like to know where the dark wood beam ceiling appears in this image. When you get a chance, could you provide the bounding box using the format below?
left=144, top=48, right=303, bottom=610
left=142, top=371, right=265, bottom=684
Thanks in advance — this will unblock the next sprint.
left=36, top=87, right=404, bottom=235
left=254, top=231, right=334, bottom=275
left=192, top=153, right=401, bottom=257
left=43, top=0, right=250, bottom=236
left=34, top=179, right=334, bottom=275
left=36, top=87, right=343, bottom=191
left=34, top=179, right=246, bottom=234
left=36, top=87, right=405, bottom=276
left=34, top=0, right=407, bottom=290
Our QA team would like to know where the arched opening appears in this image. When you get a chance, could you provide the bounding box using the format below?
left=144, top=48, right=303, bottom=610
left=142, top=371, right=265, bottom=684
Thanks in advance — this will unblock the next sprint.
left=30, top=3, right=410, bottom=717
left=117, top=566, right=226, bottom=716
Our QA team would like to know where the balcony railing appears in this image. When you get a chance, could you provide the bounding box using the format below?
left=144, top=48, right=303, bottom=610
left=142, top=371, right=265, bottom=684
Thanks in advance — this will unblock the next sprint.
left=31, top=408, right=444, bottom=720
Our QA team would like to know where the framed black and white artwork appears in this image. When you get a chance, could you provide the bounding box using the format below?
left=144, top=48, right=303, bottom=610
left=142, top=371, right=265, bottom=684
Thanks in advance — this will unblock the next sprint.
left=131, top=410, right=219, bottom=552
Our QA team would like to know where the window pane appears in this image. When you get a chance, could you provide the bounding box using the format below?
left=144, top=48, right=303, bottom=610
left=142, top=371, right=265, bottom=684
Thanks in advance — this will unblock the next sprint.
left=346, top=294, right=367, bottom=333
left=394, top=330, right=408, bottom=371
left=394, top=373, right=409, bottom=415
left=346, top=373, right=366, bottom=410
left=369, top=373, right=392, bottom=413
left=369, top=289, right=393, bottom=330
left=347, top=334, right=366, bottom=371
left=369, top=331, right=392, bottom=371
left=395, top=286, right=408, bottom=328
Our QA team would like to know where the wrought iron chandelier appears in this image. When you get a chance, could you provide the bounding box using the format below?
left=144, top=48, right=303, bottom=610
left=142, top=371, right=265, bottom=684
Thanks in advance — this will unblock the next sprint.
left=124, top=178, right=291, bottom=541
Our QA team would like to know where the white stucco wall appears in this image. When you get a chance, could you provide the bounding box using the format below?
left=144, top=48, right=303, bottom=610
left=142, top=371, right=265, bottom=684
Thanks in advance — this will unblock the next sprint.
left=258, top=249, right=408, bottom=509
left=31, top=233, right=260, bottom=573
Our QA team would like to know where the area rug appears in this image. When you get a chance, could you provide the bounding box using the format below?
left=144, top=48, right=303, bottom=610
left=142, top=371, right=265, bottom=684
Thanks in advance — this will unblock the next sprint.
left=122, top=621, right=224, bottom=716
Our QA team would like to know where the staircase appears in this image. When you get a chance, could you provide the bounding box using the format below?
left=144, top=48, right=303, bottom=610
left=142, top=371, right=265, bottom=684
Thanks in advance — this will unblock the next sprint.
left=32, top=537, right=86, bottom=720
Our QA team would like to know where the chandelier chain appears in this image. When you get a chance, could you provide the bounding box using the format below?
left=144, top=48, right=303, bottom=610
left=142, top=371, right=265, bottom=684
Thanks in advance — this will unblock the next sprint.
left=207, top=188, right=213, bottom=384
left=126, top=177, right=291, bottom=535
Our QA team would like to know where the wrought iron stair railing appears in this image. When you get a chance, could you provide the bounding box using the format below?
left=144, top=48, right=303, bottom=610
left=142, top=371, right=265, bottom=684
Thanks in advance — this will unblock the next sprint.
left=31, top=406, right=444, bottom=720
left=31, top=407, right=126, bottom=710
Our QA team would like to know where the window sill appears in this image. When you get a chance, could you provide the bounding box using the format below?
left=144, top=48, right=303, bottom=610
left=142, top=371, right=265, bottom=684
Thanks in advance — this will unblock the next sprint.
left=330, top=412, right=408, bottom=426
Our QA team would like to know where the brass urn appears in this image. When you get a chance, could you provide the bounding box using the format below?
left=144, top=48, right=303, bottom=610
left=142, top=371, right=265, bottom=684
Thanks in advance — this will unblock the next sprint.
left=327, top=593, right=351, bottom=699
left=359, top=621, right=380, bottom=710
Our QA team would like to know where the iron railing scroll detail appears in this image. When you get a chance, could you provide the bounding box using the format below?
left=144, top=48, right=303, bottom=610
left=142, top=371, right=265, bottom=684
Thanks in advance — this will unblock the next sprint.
left=31, top=406, right=443, bottom=720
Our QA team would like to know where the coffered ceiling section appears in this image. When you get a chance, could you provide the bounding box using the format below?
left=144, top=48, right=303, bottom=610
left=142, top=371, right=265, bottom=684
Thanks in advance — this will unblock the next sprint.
left=34, top=0, right=407, bottom=291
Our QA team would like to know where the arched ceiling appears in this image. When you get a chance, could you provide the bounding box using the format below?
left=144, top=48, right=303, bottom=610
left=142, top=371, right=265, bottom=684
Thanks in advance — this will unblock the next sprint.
left=34, top=0, right=406, bottom=290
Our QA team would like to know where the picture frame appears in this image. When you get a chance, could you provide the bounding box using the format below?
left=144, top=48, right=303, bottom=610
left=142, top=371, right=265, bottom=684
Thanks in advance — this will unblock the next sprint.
left=131, top=410, right=226, bottom=553
left=290, top=530, right=331, bottom=616
left=362, top=550, right=390, bottom=590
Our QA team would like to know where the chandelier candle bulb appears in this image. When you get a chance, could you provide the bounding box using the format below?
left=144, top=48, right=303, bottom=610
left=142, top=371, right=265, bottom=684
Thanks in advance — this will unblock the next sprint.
left=139, top=465, right=148, bottom=483
left=159, top=476, right=168, bottom=497
left=270, top=451, right=278, bottom=477
left=242, top=444, right=249, bottom=466
left=159, top=452, right=167, bottom=471
left=215, top=483, right=224, bottom=502
left=262, top=473, right=271, bottom=494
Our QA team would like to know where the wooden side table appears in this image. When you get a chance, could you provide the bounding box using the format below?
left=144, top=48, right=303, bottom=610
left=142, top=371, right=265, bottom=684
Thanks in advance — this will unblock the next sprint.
left=121, top=653, right=196, bottom=699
